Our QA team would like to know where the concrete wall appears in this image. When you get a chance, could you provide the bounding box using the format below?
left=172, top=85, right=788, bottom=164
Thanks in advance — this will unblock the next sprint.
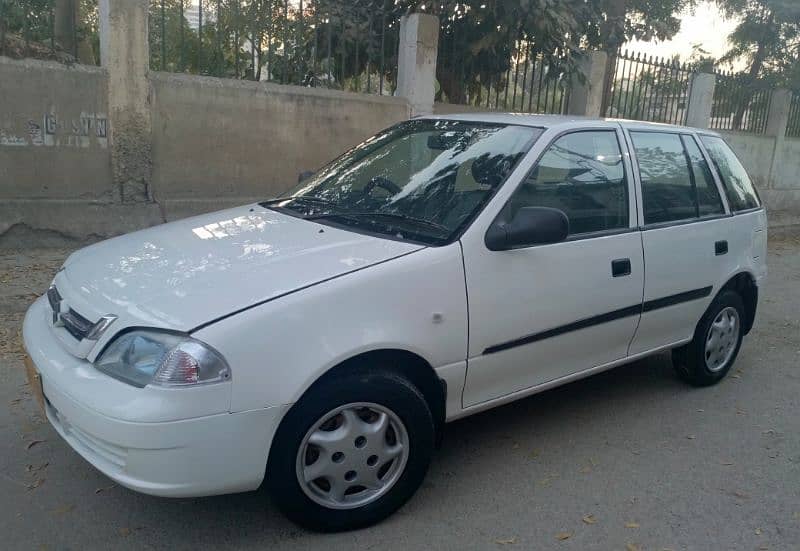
left=720, top=131, right=800, bottom=214
left=0, top=57, right=111, bottom=201
left=0, top=56, right=410, bottom=245
left=150, top=73, right=409, bottom=217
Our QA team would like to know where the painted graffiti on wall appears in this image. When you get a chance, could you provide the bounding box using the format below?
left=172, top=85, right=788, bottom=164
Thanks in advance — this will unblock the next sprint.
left=0, top=111, right=109, bottom=149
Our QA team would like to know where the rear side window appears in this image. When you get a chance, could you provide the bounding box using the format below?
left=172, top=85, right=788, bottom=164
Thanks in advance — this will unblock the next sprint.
left=681, top=135, right=725, bottom=217
left=699, top=136, right=761, bottom=212
left=631, top=132, right=697, bottom=224
left=503, top=130, right=628, bottom=236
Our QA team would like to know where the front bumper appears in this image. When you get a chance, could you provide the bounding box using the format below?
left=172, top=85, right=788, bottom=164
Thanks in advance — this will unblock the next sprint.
left=23, top=297, right=289, bottom=498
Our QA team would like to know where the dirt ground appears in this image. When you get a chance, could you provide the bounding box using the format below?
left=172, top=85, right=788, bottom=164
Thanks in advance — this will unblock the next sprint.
left=1, top=236, right=798, bottom=550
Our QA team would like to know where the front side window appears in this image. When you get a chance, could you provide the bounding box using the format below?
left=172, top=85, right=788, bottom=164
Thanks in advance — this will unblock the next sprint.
left=700, top=135, right=761, bottom=212
left=631, top=132, right=697, bottom=224
left=264, top=120, right=542, bottom=245
left=500, top=130, right=629, bottom=236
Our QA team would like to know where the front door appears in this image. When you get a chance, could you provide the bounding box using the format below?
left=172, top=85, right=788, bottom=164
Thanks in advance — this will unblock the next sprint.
left=461, top=126, right=645, bottom=407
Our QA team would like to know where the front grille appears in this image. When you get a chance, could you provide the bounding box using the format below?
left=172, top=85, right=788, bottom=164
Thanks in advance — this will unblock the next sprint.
left=48, top=285, right=94, bottom=341
left=61, top=309, right=94, bottom=341
left=46, top=285, right=61, bottom=311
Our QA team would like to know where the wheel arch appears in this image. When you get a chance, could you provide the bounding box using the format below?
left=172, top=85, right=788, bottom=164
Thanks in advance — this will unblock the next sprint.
left=289, top=349, right=447, bottom=442
left=716, top=271, right=758, bottom=334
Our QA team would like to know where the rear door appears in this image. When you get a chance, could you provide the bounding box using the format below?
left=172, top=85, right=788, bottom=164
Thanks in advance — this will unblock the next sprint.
left=625, top=129, right=731, bottom=355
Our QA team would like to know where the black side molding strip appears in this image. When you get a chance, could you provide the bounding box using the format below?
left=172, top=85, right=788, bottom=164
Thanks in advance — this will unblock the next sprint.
left=483, top=286, right=713, bottom=355
left=642, top=286, right=712, bottom=313
left=483, top=304, right=641, bottom=355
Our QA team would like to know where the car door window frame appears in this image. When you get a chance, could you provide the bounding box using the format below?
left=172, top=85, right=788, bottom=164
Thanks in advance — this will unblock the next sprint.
left=484, top=126, right=638, bottom=249
left=623, top=127, right=733, bottom=231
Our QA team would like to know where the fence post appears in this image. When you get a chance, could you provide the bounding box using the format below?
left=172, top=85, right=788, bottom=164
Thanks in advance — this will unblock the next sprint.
left=98, top=0, right=152, bottom=203
left=765, top=89, right=791, bottom=138
left=396, top=13, right=439, bottom=117
left=765, top=89, right=791, bottom=191
left=567, top=51, right=607, bottom=117
left=685, top=73, right=715, bottom=129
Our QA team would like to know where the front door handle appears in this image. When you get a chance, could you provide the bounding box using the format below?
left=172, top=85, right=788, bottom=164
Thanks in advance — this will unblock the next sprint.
left=715, top=240, right=728, bottom=256
left=612, top=258, right=632, bottom=277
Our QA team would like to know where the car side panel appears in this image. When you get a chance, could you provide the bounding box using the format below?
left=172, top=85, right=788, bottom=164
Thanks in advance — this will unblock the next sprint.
left=629, top=210, right=766, bottom=354
left=193, top=244, right=469, bottom=414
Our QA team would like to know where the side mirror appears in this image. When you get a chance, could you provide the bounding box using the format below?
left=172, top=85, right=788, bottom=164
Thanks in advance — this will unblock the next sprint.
left=298, top=170, right=315, bottom=183
left=485, top=206, right=569, bottom=251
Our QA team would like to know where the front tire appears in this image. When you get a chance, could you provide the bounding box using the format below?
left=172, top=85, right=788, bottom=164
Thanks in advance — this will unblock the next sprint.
left=267, top=368, right=435, bottom=532
left=672, top=289, right=745, bottom=386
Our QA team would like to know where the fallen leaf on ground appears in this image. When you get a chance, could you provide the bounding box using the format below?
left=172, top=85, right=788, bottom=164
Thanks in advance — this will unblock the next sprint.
left=26, top=462, right=48, bottom=472
left=26, top=439, right=45, bottom=450
left=626, top=544, right=641, bottom=551
left=119, top=527, right=131, bottom=537
left=625, top=522, right=640, bottom=528
left=52, top=504, right=75, bottom=515
left=26, top=478, right=45, bottom=491
left=555, top=532, right=571, bottom=541
left=495, top=537, right=517, bottom=545
left=582, top=514, right=597, bottom=525
left=755, top=528, right=762, bottom=535
left=579, top=465, right=592, bottom=473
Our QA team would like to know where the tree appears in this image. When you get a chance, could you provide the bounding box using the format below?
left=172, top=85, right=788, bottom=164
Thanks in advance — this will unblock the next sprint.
left=711, top=0, right=799, bottom=128
left=714, top=0, right=800, bottom=86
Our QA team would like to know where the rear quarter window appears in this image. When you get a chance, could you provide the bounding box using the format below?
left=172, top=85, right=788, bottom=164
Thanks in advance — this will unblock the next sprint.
left=699, top=136, right=761, bottom=212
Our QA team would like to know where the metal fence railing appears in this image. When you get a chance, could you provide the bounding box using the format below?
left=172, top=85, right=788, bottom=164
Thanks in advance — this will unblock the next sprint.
left=709, top=71, right=773, bottom=135
left=149, top=0, right=401, bottom=94
left=0, top=0, right=98, bottom=64
left=787, top=93, right=800, bottom=139
left=435, top=11, right=572, bottom=115
left=603, top=50, right=695, bottom=125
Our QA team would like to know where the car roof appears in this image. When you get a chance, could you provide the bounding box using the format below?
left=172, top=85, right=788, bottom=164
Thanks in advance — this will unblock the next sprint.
left=420, top=112, right=721, bottom=136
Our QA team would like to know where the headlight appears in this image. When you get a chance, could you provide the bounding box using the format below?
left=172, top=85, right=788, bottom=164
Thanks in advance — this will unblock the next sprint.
left=95, top=330, right=231, bottom=388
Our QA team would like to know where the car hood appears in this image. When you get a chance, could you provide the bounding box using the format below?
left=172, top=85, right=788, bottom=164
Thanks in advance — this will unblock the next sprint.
left=58, top=204, right=424, bottom=332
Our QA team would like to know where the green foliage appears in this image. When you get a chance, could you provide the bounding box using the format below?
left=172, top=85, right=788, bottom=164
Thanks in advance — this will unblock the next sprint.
left=713, top=0, right=800, bottom=88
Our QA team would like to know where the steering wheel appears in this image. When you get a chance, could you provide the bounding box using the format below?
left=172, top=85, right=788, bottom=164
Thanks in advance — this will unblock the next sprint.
left=363, top=176, right=402, bottom=196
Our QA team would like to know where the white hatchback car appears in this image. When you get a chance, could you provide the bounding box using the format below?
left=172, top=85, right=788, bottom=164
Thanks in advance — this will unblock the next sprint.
left=23, top=115, right=767, bottom=531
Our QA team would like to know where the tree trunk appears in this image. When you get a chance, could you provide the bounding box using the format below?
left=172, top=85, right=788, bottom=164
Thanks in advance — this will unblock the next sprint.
left=599, top=0, right=626, bottom=116
left=54, top=0, right=94, bottom=64
left=437, top=64, right=466, bottom=104
left=732, top=41, right=767, bottom=130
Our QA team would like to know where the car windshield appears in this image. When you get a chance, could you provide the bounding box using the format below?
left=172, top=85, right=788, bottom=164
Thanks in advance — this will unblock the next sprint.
left=262, top=119, right=542, bottom=245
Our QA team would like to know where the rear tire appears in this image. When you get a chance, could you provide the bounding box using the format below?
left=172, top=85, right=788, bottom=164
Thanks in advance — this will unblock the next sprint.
left=267, top=367, right=435, bottom=532
left=672, top=289, right=745, bottom=386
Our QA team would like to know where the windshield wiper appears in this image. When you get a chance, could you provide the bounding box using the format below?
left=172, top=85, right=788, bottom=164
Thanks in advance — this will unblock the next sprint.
left=261, top=195, right=338, bottom=207
left=304, top=211, right=450, bottom=235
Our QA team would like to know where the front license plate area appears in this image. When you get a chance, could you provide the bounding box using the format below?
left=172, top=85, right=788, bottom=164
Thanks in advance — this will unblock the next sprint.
left=24, top=355, right=45, bottom=412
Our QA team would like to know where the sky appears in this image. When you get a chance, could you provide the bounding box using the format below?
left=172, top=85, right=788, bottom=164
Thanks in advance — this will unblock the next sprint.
left=624, top=1, right=741, bottom=67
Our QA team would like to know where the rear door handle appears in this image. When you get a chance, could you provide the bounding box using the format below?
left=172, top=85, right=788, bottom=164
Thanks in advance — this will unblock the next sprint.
left=715, top=240, right=728, bottom=256
left=612, top=258, right=631, bottom=277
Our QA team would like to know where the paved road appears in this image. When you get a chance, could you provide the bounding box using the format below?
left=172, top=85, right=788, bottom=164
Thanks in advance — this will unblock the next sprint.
left=1, top=237, right=798, bottom=550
